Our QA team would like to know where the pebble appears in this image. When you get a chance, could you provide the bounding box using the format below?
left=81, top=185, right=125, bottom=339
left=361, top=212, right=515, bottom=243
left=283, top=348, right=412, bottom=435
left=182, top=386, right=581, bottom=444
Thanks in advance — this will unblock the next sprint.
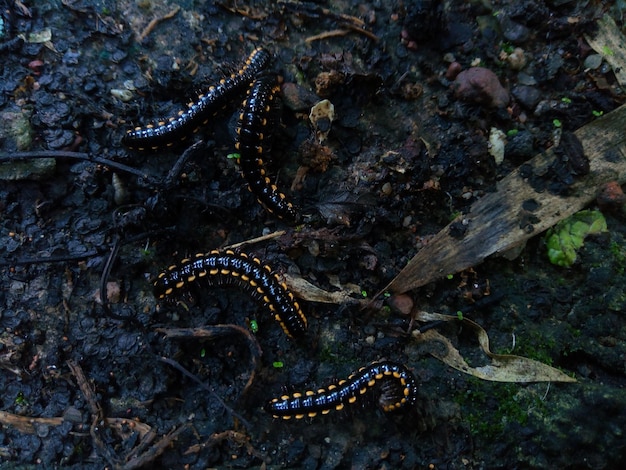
left=584, top=54, right=603, bottom=70
left=445, top=61, right=462, bottom=80
left=499, top=16, right=530, bottom=44
left=281, top=82, right=319, bottom=112
left=506, top=47, right=527, bottom=71
left=111, top=88, right=133, bottom=102
left=452, top=67, right=510, bottom=108
left=387, top=293, right=414, bottom=315
left=534, top=99, right=570, bottom=116
left=512, top=85, right=542, bottom=110
left=597, top=181, right=626, bottom=211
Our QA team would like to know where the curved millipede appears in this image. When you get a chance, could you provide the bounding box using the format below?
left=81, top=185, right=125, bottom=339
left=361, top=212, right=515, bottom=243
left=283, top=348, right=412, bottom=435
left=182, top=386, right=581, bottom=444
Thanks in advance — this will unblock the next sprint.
left=235, top=75, right=299, bottom=221
left=153, top=249, right=307, bottom=339
left=123, top=47, right=271, bottom=151
left=265, top=360, right=418, bottom=419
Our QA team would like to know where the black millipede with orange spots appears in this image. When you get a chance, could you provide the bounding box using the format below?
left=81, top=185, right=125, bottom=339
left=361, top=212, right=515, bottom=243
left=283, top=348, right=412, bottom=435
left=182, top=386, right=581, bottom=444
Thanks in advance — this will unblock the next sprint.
left=235, top=75, right=299, bottom=221
left=123, top=47, right=271, bottom=151
left=123, top=47, right=299, bottom=221
left=265, top=360, right=418, bottom=419
left=153, top=250, right=307, bottom=339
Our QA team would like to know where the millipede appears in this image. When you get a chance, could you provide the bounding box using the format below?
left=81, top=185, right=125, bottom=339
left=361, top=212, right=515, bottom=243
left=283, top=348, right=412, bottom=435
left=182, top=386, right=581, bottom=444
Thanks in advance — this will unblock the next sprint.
left=235, top=75, right=299, bottom=222
left=265, top=360, right=418, bottom=419
left=153, top=249, right=307, bottom=339
left=123, top=47, right=271, bottom=151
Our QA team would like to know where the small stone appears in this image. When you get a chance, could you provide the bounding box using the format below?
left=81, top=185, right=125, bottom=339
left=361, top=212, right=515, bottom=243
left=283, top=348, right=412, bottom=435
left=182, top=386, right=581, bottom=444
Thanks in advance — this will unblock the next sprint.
left=597, top=181, right=626, bottom=211
left=499, top=16, right=530, bottom=44
left=452, top=67, right=510, bottom=108
left=512, top=85, right=542, bottom=110
left=94, top=282, right=121, bottom=304
left=387, top=294, right=414, bottom=315
left=111, top=89, right=133, bottom=102
left=307, top=239, right=320, bottom=257
left=506, top=47, right=527, bottom=71
left=445, top=61, right=462, bottom=80
left=280, top=82, right=319, bottom=112
left=583, top=54, right=603, bottom=70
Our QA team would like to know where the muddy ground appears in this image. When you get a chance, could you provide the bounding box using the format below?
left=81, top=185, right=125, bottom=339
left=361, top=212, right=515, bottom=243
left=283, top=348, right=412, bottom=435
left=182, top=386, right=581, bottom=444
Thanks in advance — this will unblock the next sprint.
left=1, top=0, right=625, bottom=468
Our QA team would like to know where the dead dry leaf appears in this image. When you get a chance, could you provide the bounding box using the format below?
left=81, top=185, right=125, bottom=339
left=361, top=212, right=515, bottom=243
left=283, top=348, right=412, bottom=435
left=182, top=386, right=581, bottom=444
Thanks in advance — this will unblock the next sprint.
left=412, top=311, right=576, bottom=383
left=283, top=273, right=365, bottom=305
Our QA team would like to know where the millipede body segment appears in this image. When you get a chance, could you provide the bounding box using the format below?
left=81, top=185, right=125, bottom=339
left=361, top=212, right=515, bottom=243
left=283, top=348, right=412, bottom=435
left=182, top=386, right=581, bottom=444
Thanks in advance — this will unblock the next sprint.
left=123, top=47, right=271, bottom=151
left=265, top=360, right=418, bottom=419
left=153, top=250, right=307, bottom=339
left=235, top=75, right=299, bottom=221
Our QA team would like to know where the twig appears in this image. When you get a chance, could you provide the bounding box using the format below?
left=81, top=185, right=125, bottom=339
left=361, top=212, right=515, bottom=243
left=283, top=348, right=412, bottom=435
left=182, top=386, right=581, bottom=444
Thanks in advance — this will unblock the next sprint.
left=280, top=0, right=378, bottom=41
left=68, top=359, right=190, bottom=469
left=305, top=26, right=378, bottom=43
left=164, top=140, right=208, bottom=188
left=279, top=1, right=365, bottom=27
left=0, top=151, right=158, bottom=186
left=224, top=230, right=286, bottom=251
left=305, top=29, right=350, bottom=42
left=0, top=249, right=103, bottom=268
left=67, top=360, right=102, bottom=417
left=67, top=360, right=120, bottom=466
left=138, top=6, right=181, bottom=42
left=0, top=410, right=63, bottom=434
left=120, top=424, right=188, bottom=470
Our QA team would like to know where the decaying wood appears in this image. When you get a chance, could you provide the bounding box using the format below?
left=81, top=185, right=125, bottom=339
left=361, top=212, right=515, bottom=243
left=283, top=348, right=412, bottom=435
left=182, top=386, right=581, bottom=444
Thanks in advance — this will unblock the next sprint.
left=0, top=410, right=64, bottom=434
left=378, top=15, right=626, bottom=296
left=380, top=103, right=626, bottom=295
left=584, top=15, right=626, bottom=88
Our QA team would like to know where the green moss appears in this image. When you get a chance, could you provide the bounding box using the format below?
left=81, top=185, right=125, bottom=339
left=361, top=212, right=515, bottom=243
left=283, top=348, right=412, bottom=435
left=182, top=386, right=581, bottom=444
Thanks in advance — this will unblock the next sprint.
left=610, top=240, right=626, bottom=274
left=15, top=391, right=28, bottom=406
left=318, top=344, right=339, bottom=362
left=454, top=379, right=548, bottom=440
left=501, top=42, right=515, bottom=54
left=515, top=332, right=556, bottom=365
left=567, top=325, right=582, bottom=338
left=545, top=210, right=608, bottom=267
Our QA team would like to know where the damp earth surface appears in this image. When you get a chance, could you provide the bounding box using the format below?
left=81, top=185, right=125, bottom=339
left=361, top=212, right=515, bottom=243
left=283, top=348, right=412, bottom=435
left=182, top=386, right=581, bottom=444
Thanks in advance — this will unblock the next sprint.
left=1, top=1, right=626, bottom=468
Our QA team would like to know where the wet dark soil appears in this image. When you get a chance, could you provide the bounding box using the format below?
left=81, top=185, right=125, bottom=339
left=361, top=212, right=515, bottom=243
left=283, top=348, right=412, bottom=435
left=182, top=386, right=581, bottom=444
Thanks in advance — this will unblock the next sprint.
left=1, top=1, right=626, bottom=468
